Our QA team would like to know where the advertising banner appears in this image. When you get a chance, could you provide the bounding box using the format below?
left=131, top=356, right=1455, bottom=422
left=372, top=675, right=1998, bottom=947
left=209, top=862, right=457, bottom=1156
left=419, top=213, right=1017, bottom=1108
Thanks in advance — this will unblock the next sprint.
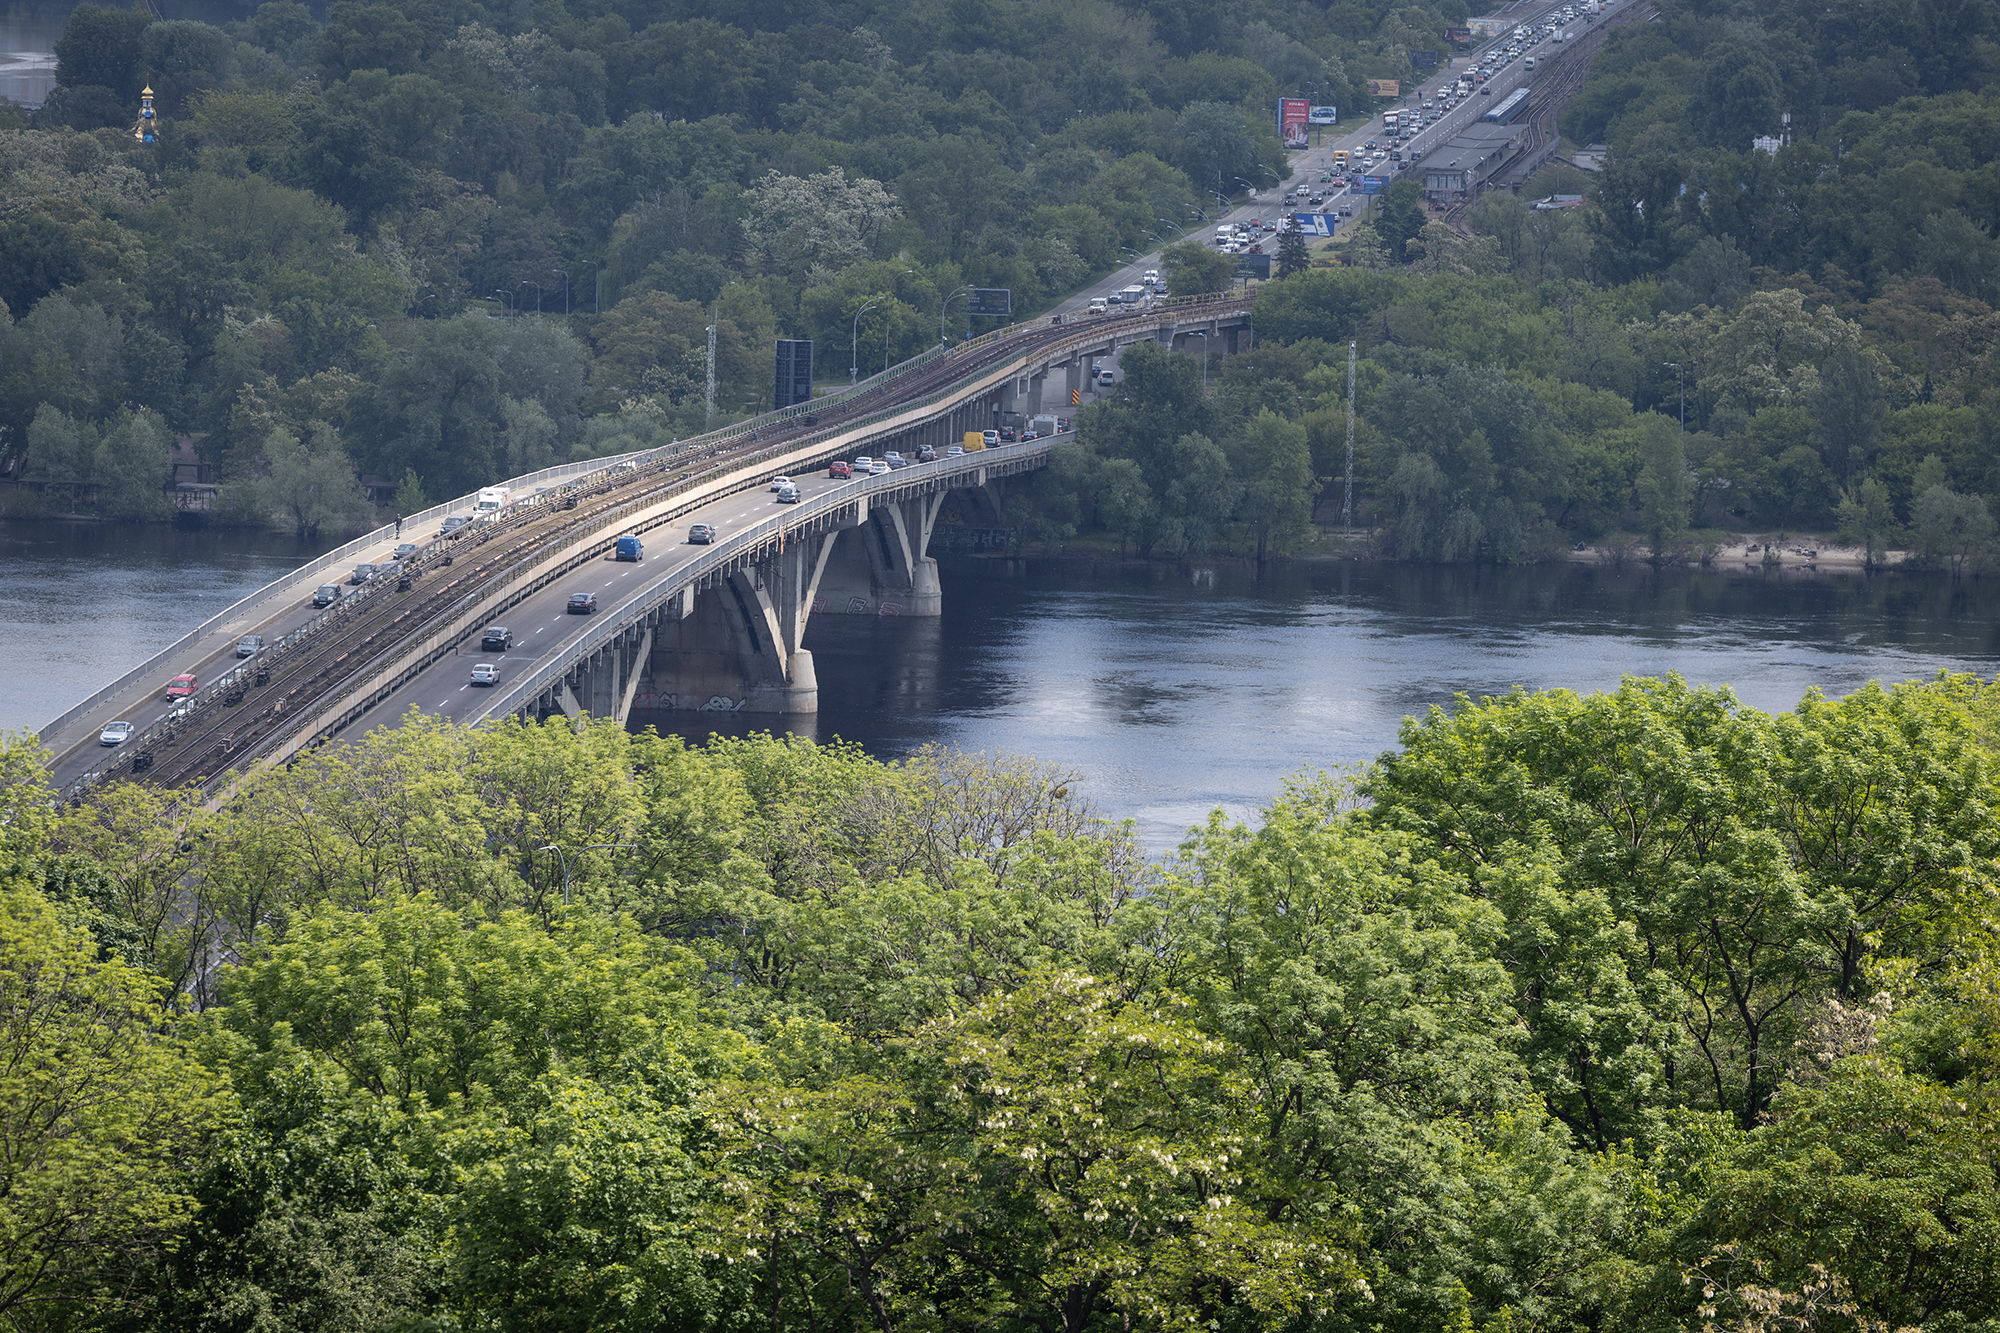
left=1291, top=213, right=1339, bottom=236
left=1409, top=49, right=1438, bottom=68
left=1277, top=97, right=1310, bottom=149
left=1469, top=17, right=1507, bottom=36
left=1365, top=79, right=1400, bottom=97
left=1358, top=175, right=1387, bottom=195
left=1308, top=105, right=1338, bottom=124
left=1445, top=26, right=1473, bottom=44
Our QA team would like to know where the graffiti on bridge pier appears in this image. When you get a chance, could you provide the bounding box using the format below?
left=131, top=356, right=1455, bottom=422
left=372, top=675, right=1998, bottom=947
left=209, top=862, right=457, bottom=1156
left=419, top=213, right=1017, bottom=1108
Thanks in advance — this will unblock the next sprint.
left=630, top=692, right=751, bottom=712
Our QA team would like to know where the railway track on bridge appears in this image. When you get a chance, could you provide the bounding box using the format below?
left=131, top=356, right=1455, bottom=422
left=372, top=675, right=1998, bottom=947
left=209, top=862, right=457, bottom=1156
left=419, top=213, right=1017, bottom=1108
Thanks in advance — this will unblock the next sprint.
left=72, top=295, right=1250, bottom=800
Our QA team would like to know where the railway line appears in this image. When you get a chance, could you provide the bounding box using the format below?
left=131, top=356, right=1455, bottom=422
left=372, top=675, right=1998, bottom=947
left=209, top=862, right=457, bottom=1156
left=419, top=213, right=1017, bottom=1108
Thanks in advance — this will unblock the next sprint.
left=1442, top=2, right=1653, bottom=236
left=68, top=294, right=1247, bottom=801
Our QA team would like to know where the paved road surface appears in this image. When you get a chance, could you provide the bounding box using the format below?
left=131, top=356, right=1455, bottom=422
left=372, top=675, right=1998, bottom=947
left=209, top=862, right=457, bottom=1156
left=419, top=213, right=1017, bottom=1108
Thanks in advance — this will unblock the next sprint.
left=1049, top=0, right=1627, bottom=327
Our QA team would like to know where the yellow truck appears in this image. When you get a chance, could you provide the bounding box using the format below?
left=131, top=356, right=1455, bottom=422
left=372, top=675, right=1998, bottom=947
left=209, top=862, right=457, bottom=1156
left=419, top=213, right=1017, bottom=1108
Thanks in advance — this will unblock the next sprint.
left=963, top=431, right=985, bottom=451
left=1332, top=149, right=1350, bottom=167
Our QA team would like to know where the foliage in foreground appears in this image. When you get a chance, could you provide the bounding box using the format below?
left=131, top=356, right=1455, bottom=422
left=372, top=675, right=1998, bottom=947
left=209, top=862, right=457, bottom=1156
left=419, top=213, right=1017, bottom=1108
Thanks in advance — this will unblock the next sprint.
left=5, top=677, right=2000, bottom=1332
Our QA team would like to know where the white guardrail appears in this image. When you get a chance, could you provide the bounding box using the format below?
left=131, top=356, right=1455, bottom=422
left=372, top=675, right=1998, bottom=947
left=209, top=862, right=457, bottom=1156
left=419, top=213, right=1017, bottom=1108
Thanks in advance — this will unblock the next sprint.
left=45, top=291, right=1253, bottom=759
left=36, top=345, right=959, bottom=742
left=464, top=440, right=1059, bottom=724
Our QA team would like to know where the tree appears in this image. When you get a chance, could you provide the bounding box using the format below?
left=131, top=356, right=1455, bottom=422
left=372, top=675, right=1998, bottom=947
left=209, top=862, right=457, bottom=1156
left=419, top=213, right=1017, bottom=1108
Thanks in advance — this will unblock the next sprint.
left=52, top=2, right=152, bottom=103
left=1634, top=412, right=1694, bottom=560
left=0, top=880, right=230, bottom=1327
left=1234, top=408, right=1317, bottom=560
left=1375, top=179, right=1427, bottom=262
left=1160, top=238, right=1233, bottom=296
left=1276, top=225, right=1309, bottom=278
left=392, top=467, right=426, bottom=517
left=1911, top=484, right=1995, bottom=576
left=741, top=168, right=900, bottom=283
left=258, top=426, right=373, bottom=538
left=1835, top=476, right=1896, bottom=570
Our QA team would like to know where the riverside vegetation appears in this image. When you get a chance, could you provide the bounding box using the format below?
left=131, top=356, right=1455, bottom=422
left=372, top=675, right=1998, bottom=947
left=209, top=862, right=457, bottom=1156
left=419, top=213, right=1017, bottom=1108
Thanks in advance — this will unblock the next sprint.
left=14, top=0, right=2000, bottom=566
left=8, top=671, right=2000, bottom=1332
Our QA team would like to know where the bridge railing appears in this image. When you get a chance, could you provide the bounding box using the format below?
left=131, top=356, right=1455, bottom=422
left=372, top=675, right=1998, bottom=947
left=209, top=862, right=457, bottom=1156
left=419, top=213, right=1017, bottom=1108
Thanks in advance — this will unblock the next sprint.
left=463, top=440, right=1061, bottom=725
left=46, top=292, right=1254, bottom=769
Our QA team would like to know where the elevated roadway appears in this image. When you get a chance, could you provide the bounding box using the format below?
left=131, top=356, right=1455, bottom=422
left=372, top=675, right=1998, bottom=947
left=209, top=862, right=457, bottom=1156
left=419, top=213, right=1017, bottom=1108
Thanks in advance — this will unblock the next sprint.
left=38, top=295, right=1253, bottom=800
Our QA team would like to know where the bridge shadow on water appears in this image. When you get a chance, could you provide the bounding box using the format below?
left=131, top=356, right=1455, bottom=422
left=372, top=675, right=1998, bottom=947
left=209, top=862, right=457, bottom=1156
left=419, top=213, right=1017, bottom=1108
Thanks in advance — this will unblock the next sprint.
left=626, top=556, right=2000, bottom=765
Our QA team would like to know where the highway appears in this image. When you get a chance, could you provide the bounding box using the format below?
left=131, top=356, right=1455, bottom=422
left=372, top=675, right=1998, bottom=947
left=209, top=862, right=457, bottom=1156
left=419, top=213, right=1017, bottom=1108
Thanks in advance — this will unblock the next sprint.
left=343, top=460, right=874, bottom=732
left=1051, top=0, right=1629, bottom=319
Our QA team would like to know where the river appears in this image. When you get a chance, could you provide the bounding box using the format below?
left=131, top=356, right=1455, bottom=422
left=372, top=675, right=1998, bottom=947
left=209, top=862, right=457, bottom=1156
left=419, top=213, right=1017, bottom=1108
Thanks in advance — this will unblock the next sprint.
left=8, top=516, right=2000, bottom=851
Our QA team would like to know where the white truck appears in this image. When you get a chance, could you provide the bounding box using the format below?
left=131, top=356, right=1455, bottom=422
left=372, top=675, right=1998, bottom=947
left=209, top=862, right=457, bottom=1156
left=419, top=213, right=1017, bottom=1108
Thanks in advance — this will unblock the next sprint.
left=474, top=486, right=513, bottom=515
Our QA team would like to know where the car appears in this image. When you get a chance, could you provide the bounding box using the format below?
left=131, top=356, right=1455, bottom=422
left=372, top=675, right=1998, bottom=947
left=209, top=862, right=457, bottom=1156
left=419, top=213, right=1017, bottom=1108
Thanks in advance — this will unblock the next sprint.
left=469, top=662, right=500, bottom=686
left=350, top=562, right=377, bottom=585
left=1097, top=369, right=1116, bottom=387
left=854, top=456, right=875, bottom=473
left=687, top=524, right=715, bottom=544
left=235, top=634, right=264, bottom=658
left=999, top=427, right=1017, bottom=442
left=1088, top=297, right=1108, bottom=313
left=313, top=583, right=341, bottom=607
left=440, top=515, right=470, bottom=537
left=884, top=450, right=906, bottom=466
left=868, top=460, right=890, bottom=475
left=982, top=431, right=999, bottom=447
left=769, top=474, right=795, bottom=491
left=946, top=445, right=965, bottom=458
left=481, top=625, right=513, bottom=650
left=394, top=542, right=419, bottom=561
left=568, top=592, right=597, bottom=614
left=99, top=721, right=134, bottom=746
left=916, top=445, right=937, bottom=462
left=164, top=673, right=198, bottom=699
left=1143, top=268, right=1160, bottom=284
left=775, top=483, right=800, bottom=503
left=829, top=460, right=852, bottom=478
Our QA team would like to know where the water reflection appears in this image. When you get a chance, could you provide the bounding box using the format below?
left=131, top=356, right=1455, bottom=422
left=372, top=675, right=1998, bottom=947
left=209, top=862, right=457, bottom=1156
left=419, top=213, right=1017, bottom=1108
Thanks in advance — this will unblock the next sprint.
left=637, top=559, right=2000, bottom=851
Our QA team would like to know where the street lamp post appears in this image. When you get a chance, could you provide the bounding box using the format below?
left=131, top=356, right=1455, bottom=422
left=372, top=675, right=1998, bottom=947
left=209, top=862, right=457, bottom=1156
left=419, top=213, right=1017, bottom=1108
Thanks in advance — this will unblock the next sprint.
left=550, top=267, right=570, bottom=316
left=1662, top=361, right=1685, bottom=432
left=521, top=280, right=542, bottom=315
left=580, top=259, right=600, bottom=316
left=939, top=285, right=970, bottom=345
left=851, top=297, right=882, bottom=384
left=492, top=288, right=514, bottom=318
left=535, top=841, right=637, bottom=906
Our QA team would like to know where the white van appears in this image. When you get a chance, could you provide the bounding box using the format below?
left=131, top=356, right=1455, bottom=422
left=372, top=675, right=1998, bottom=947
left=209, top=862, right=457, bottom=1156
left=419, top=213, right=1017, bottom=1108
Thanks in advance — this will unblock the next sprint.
left=1088, top=296, right=1108, bottom=313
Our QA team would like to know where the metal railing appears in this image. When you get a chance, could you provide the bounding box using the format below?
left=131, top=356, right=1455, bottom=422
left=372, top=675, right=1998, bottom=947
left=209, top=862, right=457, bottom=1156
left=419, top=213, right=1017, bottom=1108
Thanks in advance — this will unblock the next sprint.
left=48, top=293, right=1254, bottom=774
left=464, top=440, right=1061, bottom=724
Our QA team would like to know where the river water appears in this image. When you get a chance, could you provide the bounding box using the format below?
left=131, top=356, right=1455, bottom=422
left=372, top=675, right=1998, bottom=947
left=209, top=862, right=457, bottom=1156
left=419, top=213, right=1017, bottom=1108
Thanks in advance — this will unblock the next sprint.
left=10, top=518, right=1993, bottom=852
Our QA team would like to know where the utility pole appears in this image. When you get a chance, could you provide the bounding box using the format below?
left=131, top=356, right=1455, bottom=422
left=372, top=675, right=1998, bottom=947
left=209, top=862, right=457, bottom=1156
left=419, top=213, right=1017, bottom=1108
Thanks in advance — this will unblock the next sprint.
left=705, top=304, right=718, bottom=424
left=1344, top=339, right=1357, bottom=539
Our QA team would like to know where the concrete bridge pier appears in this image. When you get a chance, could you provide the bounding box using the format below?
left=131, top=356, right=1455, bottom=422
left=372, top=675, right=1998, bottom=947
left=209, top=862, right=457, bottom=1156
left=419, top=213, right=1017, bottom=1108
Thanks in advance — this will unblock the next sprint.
left=553, top=621, right=658, bottom=725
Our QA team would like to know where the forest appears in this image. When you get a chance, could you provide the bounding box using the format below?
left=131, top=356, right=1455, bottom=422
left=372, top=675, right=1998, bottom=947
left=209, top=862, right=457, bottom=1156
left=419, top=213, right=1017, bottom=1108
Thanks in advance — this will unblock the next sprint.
left=1022, top=0, right=2000, bottom=564
left=0, top=0, right=1466, bottom=529
left=8, top=671, right=2000, bottom=1333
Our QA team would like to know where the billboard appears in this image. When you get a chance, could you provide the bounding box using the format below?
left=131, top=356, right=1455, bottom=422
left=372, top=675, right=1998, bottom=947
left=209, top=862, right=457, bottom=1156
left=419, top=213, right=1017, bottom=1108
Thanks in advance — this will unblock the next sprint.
left=1365, top=79, right=1401, bottom=97
left=1358, top=175, right=1388, bottom=195
left=1409, top=49, right=1438, bottom=68
left=1469, top=16, right=1507, bottom=35
left=1291, top=213, right=1340, bottom=236
left=1234, top=253, right=1273, bottom=280
left=966, top=288, right=1012, bottom=316
left=774, top=339, right=813, bottom=408
left=1277, top=97, right=1310, bottom=149
left=1445, top=26, right=1473, bottom=44
left=1308, top=104, right=1338, bottom=124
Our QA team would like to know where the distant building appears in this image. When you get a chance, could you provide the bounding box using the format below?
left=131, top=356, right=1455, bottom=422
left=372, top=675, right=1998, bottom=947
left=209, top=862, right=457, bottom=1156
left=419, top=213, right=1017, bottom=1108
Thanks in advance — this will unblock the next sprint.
left=1752, top=135, right=1783, bottom=155
left=1420, top=123, right=1528, bottom=204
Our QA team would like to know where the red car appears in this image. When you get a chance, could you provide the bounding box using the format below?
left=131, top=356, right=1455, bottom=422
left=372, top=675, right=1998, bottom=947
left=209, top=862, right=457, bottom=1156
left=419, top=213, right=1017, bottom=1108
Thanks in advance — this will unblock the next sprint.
left=164, top=673, right=198, bottom=699
left=829, top=460, right=852, bottom=478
